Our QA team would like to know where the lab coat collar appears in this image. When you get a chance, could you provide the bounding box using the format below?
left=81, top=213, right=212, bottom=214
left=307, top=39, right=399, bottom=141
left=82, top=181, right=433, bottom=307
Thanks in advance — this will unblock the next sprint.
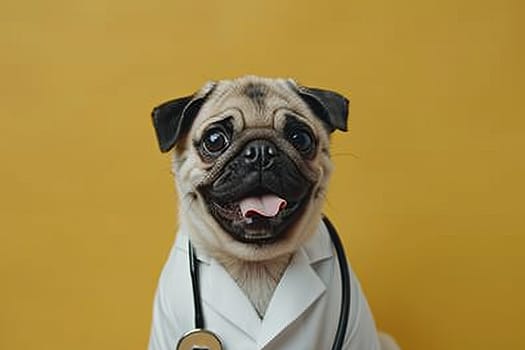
left=174, top=221, right=334, bottom=346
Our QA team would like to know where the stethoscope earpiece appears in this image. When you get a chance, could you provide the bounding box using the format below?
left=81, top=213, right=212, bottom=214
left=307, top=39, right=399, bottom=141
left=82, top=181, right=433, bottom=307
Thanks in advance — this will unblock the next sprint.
left=176, top=328, right=223, bottom=350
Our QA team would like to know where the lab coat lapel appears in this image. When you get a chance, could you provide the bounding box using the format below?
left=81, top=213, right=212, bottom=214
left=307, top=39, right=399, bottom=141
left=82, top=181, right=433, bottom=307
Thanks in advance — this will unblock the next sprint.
left=257, top=247, right=327, bottom=348
left=200, top=258, right=262, bottom=341
left=174, top=232, right=262, bottom=340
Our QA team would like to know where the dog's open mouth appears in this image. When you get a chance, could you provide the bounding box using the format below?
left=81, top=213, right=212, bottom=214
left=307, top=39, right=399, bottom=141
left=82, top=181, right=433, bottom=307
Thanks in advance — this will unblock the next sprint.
left=198, top=138, right=313, bottom=244
left=205, top=189, right=308, bottom=244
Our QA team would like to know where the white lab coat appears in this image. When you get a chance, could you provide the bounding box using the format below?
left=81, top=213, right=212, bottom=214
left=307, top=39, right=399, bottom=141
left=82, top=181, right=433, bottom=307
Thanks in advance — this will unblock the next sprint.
left=149, top=221, right=385, bottom=350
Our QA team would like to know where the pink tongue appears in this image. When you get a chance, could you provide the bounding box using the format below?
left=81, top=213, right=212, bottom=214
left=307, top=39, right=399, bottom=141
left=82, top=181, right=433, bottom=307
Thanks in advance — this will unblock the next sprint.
left=239, top=195, right=287, bottom=218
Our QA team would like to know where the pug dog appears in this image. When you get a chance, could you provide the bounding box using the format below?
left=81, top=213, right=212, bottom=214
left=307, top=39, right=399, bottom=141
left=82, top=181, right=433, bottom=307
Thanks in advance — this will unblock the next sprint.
left=148, top=76, right=400, bottom=350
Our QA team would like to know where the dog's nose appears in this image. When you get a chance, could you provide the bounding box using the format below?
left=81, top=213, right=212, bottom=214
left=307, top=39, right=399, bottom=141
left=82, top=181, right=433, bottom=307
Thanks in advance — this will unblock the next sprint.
left=243, top=140, right=277, bottom=169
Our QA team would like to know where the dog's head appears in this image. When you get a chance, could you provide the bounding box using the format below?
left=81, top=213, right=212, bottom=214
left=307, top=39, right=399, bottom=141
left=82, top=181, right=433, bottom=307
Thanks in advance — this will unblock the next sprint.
left=152, top=76, right=348, bottom=262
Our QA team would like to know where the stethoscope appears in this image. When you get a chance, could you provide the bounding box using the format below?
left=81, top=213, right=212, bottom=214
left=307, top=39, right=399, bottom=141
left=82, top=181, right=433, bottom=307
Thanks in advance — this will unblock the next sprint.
left=176, top=216, right=351, bottom=350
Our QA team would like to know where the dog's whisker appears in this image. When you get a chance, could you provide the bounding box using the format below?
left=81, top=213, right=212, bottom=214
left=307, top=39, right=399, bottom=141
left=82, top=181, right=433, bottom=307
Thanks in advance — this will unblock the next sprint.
left=330, top=152, right=360, bottom=159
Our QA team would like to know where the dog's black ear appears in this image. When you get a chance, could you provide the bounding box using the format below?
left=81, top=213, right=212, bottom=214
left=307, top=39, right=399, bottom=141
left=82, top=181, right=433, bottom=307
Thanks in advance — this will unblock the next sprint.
left=290, top=81, right=349, bottom=133
left=151, top=83, right=216, bottom=152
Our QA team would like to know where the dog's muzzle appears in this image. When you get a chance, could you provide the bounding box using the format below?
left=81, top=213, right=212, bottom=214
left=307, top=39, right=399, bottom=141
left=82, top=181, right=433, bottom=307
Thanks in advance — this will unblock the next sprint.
left=199, top=138, right=312, bottom=244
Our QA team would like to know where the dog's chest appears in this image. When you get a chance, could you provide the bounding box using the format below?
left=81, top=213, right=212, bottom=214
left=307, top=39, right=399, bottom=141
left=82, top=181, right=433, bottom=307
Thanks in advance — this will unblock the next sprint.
left=221, top=255, right=292, bottom=318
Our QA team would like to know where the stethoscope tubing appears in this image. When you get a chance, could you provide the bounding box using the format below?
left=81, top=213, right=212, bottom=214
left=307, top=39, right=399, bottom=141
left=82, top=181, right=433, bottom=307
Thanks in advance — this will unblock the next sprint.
left=322, top=216, right=351, bottom=350
left=188, top=239, right=205, bottom=329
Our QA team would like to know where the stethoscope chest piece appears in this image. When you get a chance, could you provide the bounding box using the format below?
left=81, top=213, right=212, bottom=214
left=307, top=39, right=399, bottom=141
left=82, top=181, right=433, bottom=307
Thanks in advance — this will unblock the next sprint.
left=176, top=328, right=223, bottom=350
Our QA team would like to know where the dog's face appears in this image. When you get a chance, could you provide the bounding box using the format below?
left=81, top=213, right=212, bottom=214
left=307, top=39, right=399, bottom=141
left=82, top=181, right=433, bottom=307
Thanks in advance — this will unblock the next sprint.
left=152, top=76, right=348, bottom=262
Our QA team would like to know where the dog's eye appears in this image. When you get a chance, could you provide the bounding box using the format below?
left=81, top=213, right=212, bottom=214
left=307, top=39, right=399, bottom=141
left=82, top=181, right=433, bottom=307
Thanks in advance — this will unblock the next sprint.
left=288, top=128, right=314, bottom=155
left=202, top=127, right=230, bottom=155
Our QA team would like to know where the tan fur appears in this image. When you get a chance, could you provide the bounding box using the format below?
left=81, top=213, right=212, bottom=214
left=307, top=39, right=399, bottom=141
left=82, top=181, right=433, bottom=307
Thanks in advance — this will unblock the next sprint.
left=172, top=76, right=333, bottom=316
left=219, top=253, right=292, bottom=318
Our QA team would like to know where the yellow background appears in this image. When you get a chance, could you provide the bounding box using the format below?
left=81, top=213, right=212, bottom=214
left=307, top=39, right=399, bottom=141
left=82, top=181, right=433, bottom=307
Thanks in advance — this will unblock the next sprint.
left=1, top=0, right=524, bottom=349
